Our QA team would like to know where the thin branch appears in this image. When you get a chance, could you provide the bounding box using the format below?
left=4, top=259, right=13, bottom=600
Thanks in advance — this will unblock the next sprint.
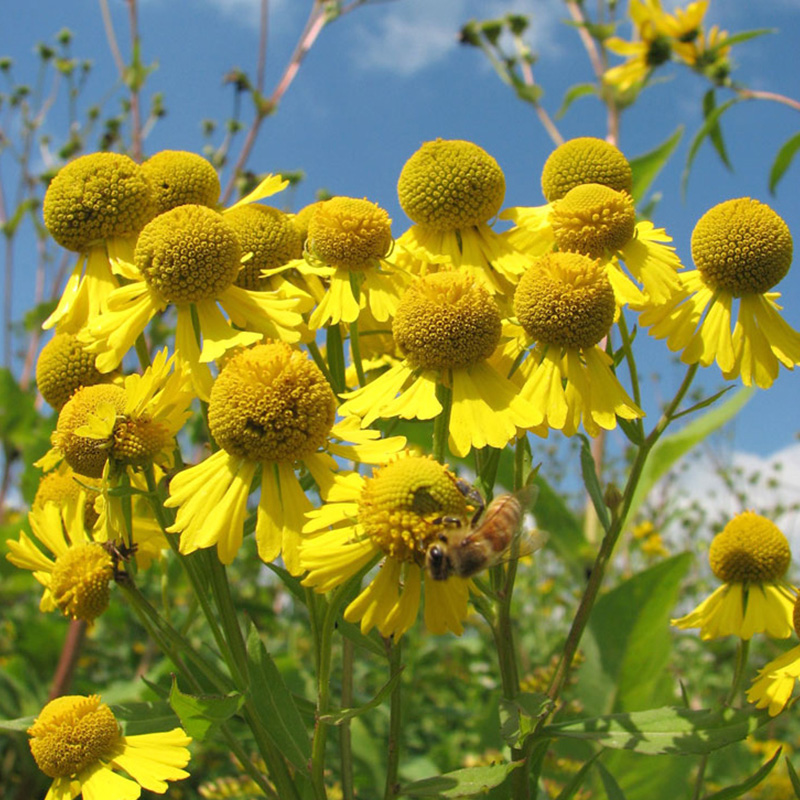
left=98, top=0, right=127, bottom=77
left=736, top=87, right=800, bottom=112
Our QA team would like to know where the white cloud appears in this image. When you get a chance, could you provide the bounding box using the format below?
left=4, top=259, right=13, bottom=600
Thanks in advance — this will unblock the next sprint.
left=665, top=442, right=800, bottom=547
left=351, top=0, right=561, bottom=77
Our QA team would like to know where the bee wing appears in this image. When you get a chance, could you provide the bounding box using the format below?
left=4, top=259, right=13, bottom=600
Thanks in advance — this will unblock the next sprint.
left=515, top=528, right=548, bottom=559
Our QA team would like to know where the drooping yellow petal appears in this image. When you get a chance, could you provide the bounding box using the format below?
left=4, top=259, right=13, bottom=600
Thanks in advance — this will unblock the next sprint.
left=747, top=644, right=800, bottom=716
left=220, top=284, right=304, bottom=343
left=381, top=564, right=422, bottom=639
left=225, top=173, right=289, bottom=211
left=337, top=362, right=414, bottom=427
left=308, top=268, right=362, bottom=328
left=79, top=761, right=141, bottom=800
left=424, top=576, right=469, bottom=636
left=345, top=558, right=401, bottom=634
left=194, top=299, right=261, bottom=363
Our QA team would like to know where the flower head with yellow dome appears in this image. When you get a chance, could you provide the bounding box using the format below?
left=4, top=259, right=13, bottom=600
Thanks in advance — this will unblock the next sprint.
left=301, top=453, right=483, bottom=638
left=338, top=271, right=537, bottom=457
left=28, top=693, right=191, bottom=799
left=165, top=341, right=405, bottom=571
left=79, top=175, right=307, bottom=399
left=394, top=139, right=528, bottom=297
left=42, top=152, right=156, bottom=333
left=672, top=511, right=797, bottom=641
left=509, top=251, right=643, bottom=436
left=640, top=198, right=800, bottom=388
left=503, top=137, right=685, bottom=310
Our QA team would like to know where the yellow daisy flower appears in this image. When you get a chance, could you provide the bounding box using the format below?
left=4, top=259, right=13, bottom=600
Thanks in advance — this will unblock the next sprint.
left=504, top=177, right=684, bottom=309
left=165, top=342, right=405, bottom=570
left=338, top=271, right=537, bottom=457
left=301, top=454, right=481, bottom=638
left=672, top=511, right=797, bottom=641
left=510, top=251, right=643, bottom=436
left=28, top=694, right=191, bottom=800
left=301, top=196, right=408, bottom=328
left=39, top=349, right=193, bottom=480
left=140, top=149, right=221, bottom=214
left=747, top=592, right=800, bottom=716
left=6, top=493, right=115, bottom=623
left=394, top=139, right=528, bottom=297
left=42, top=152, right=155, bottom=333
left=80, top=175, right=305, bottom=400
left=640, top=198, right=800, bottom=388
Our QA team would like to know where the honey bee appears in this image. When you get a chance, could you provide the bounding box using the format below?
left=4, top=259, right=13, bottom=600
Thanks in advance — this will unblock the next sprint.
left=425, top=484, right=546, bottom=581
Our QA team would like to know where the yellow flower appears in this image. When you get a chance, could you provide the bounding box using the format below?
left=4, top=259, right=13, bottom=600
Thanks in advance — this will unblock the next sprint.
left=28, top=694, right=191, bottom=799
left=43, top=152, right=155, bottom=333
left=338, top=272, right=537, bottom=457
left=40, top=349, right=193, bottom=479
left=504, top=173, right=684, bottom=310
left=6, top=493, right=114, bottom=622
left=640, top=198, right=800, bottom=388
left=141, top=149, right=221, bottom=214
left=165, top=342, right=406, bottom=570
left=510, top=252, right=643, bottom=436
left=672, top=511, right=797, bottom=640
left=79, top=176, right=306, bottom=400
left=301, top=454, right=480, bottom=638
left=394, top=139, right=528, bottom=297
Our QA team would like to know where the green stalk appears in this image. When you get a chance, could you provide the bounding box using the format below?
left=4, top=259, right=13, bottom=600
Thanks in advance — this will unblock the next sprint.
left=383, top=637, right=403, bottom=800
left=340, top=638, right=356, bottom=800
left=118, top=581, right=277, bottom=799
left=432, top=380, right=453, bottom=463
left=134, top=331, right=152, bottom=370
left=349, top=270, right=367, bottom=388
left=326, top=323, right=347, bottom=395
left=307, top=338, right=337, bottom=390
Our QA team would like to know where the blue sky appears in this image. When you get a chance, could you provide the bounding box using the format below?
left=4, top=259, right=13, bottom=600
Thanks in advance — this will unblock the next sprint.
left=3, top=0, right=800, bottom=457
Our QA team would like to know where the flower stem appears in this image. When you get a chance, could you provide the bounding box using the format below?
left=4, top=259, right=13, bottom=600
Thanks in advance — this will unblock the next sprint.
left=383, top=636, right=404, bottom=800
left=326, top=323, right=347, bottom=395
left=340, top=637, right=356, bottom=800
left=433, top=380, right=453, bottom=463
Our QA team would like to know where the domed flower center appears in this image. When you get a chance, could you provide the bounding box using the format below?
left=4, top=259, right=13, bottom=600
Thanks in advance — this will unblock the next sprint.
left=36, top=332, right=109, bottom=411
left=397, top=139, right=506, bottom=231
left=141, top=149, right=221, bottom=214
left=34, top=469, right=102, bottom=531
left=135, top=205, right=242, bottom=303
left=50, top=543, right=114, bottom=622
left=306, top=197, right=392, bottom=271
left=540, top=137, right=632, bottom=202
left=514, top=252, right=616, bottom=349
left=392, top=272, right=502, bottom=370
left=111, top=416, right=172, bottom=467
left=793, top=592, right=800, bottom=638
left=208, top=342, right=336, bottom=463
left=358, top=456, right=473, bottom=564
left=55, top=384, right=128, bottom=478
left=550, top=183, right=636, bottom=258
left=226, top=204, right=303, bottom=290
left=691, top=198, right=793, bottom=296
left=709, top=511, right=791, bottom=584
left=28, top=695, right=120, bottom=778
left=43, top=152, right=154, bottom=253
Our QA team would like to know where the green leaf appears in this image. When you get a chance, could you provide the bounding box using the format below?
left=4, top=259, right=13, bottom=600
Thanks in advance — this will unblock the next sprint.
left=0, top=715, right=34, bottom=733
left=556, top=83, right=596, bottom=119
left=554, top=751, right=601, bottom=800
left=499, top=692, right=550, bottom=747
left=629, top=126, right=683, bottom=205
left=110, top=700, right=183, bottom=736
left=721, top=28, right=774, bottom=48
left=168, top=677, right=244, bottom=742
left=515, top=83, right=544, bottom=105
left=544, top=705, right=770, bottom=755
left=769, top=131, right=800, bottom=195
left=626, top=386, right=754, bottom=525
left=584, top=554, right=692, bottom=714
left=594, top=761, right=627, bottom=800
left=682, top=94, right=741, bottom=195
left=399, top=762, right=521, bottom=797
left=531, top=473, right=589, bottom=578
left=319, top=668, right=404, bottom=725
left=703, top=746, right=781, bottom=799
left=703, top=89, right=732, bottom=170
left=785, top=754, right=800, bottom=797
left=245, top=622, right=311, bottom=772
left=578, top=435, right=610, bottom=532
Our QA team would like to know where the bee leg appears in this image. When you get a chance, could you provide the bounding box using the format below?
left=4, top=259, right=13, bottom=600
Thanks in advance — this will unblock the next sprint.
left=454, top=478, right=485, bottom=525
left=430, top=514, right=464, bottom=528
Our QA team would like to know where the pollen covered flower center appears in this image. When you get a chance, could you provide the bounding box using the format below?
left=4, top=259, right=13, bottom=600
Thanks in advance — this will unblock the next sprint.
left=540, top=137, right=632, bottom=202
left=358, top=456, right=473, bottom=563
left=514, top=252, right=616, bottom=349
left=397, top=139, right=506, bottom=231
left=111, top=416, right=172, bottom=467
left=28, top=695, right=121, bottom=778
left=208, top=342, right=336, bottom=463
left=50, top=543, right=115, bottom=622
left=392, top=273, right=502, bottom=370
left=307, top=197, right=392, bottom=271
left=550, top=183, right=636, bottom=258
left=691, top=198, right=793, bottom=296
left=54, top=384, right=128, bottom=478
left=135, top=204, right=242, bottom=303
left=709, top=511, right=791, bottom=584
